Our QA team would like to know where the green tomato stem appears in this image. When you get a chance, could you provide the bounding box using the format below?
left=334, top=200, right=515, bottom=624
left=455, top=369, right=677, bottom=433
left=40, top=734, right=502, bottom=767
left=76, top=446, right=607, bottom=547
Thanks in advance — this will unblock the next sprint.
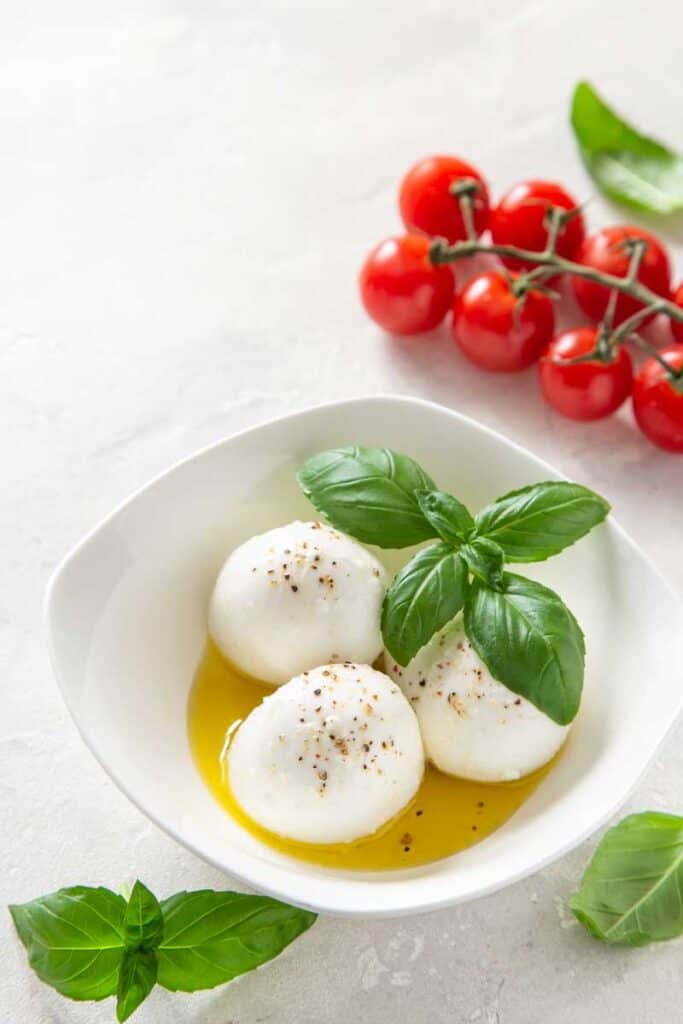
left=448, top=178, right=481, bottom=243
left=628, top=332, right=683, bottom=381
left=430, top=237, right=683, bottom=326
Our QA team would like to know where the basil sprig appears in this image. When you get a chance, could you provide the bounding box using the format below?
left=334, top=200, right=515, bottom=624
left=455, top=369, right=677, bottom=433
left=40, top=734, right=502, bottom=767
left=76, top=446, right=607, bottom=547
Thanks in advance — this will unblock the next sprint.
left=9, top=882, right=316, bottom=1021
left=571, top=81, right=683, bottom=215
left=570, top=812, right=683, bottom=945
left=299, top=446, right=610, bottom=724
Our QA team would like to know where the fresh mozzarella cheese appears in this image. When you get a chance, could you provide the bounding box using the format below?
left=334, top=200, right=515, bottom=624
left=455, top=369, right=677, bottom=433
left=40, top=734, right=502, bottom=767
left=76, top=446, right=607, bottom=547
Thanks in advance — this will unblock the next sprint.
left=385, top=616, right=569, bottom=782
left=226, top=663, right=424, bottom=844
left=209, top=520, right=387, bottom=686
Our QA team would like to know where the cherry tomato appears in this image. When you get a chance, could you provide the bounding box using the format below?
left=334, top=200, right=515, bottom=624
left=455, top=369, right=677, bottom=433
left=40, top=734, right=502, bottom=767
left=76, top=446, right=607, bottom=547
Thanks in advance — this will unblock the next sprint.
left=489, top=180, right=585, bottom=271
left=632, top=348, right=683, bottom=452
left=359, top=234, right=455, bottom=335
left=572, top=226, right=671, bottom=326
left=670, top=282, right=683, bottom=344
left=399, top=155, right=490, bottom=243
left=538, top=327, right=633, bottom=421
left=452, top=271, right=554, bottom=372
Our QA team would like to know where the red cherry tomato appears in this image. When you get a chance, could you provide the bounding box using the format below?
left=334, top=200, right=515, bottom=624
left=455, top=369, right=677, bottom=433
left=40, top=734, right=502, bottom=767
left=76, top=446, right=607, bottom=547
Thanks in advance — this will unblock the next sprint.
left=359, top=234, right=455, bottom=335
left=670, top=282, right=683, bottom=344
left=399, top=155, right=490, bottom=244
left=490, top=180, right=585, bottom=271
left=632, top=348, right=683, bottom=452
left=572, top=226, right=671, bottom=326
left=452, top=271, right=554, bottom=372
left=538, top=327, right=633, bottom=421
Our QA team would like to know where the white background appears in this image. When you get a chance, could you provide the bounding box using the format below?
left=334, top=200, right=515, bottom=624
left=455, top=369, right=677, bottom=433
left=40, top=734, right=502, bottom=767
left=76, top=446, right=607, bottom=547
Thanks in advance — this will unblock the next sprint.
left=2, top=1, right=683, bottom=1021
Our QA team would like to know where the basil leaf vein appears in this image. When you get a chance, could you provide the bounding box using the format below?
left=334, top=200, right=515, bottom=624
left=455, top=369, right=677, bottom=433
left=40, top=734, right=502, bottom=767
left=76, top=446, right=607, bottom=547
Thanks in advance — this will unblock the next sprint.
left=297, top=446, right=437, bottom=548
left=382, top=543, right=468, bottom=666
left=571, top=81, right=683, bottom=214
left=156, top=891, right=317, bottom=992
left=8, top=886, right=127, bottom=1001
left=464, top=573, right=585, bottom=724
left=474, top=481, right=610, bottom=562
left=570, top=812, right=683, bottom=945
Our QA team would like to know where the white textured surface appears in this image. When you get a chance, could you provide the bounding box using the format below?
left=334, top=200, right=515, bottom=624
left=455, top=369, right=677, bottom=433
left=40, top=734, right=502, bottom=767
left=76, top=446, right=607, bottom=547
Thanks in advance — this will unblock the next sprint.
left=2, top=1, right=683, bottom=1021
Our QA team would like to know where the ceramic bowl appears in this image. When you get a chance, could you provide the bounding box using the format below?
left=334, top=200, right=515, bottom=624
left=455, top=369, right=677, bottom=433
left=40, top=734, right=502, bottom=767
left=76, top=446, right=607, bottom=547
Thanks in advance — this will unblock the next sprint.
left=45, top=396, right=683, bottom=916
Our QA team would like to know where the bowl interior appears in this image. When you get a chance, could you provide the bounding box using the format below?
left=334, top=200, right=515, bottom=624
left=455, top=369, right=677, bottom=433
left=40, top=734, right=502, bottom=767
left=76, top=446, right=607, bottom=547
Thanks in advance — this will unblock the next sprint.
left=46, top=397, right=683, bottom=915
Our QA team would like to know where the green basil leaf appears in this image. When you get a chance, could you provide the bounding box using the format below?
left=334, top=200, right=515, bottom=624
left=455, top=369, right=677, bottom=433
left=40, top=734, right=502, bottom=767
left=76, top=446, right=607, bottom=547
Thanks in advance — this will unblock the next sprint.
left=116, top=948, right=157, bottom=1022
left=570, top=812, right=683, bottom=946
left=464, top=573, right=584, bottom=725
left=157, top=891, right=316, bottom=993
left=460, top=537, right=505, bottom=588
left=382, top=543, right=468, bottom=667
left=124, top=881, right=163, bottom=951
left=297, top=446, right=437, bottom=548
left=474, top=481, right=609, bottom=562
left=571, top=81, right=683, bottom=214
left=416, top=489, right=474, bottom=546
left=9, top=886, right=126, bottom=1001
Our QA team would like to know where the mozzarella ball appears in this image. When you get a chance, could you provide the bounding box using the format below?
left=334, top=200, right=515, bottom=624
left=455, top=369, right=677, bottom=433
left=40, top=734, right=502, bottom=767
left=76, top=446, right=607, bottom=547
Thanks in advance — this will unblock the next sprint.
left=385, top=616, right=569, bottom=782
left=209, top=521, right=387, bottom=686
left=226, top=663, right=424, bottom=844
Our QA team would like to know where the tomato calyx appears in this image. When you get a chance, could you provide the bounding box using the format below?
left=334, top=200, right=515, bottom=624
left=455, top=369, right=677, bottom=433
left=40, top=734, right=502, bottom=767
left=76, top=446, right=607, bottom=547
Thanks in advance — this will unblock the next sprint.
left=447, top=178, right=483, bottom=201
left=447, top=178, right=484, bottom=242
left=543, top=201, right=585, bottom=231
left=498, top=267, right=558, bottom=330
left=507, top=268, right=559, bottom=301
left=555, top=325, right=619, bottom=367
left=612, top=233, right=649, bottom=263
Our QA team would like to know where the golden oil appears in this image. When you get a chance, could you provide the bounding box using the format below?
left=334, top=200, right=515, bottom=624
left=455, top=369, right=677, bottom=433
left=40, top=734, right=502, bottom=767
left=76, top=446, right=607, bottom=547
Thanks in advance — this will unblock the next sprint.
left=188, top=639, right=556, bottom=871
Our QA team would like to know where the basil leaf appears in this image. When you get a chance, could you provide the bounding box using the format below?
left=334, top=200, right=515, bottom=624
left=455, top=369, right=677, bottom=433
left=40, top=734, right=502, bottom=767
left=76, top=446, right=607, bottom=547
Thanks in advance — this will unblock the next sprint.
left=9, top=886, right=126, bottom=1001
left=297, top=446, right=437, bottom=548
left=416, top=489, right=474, bottom=546
left=570, top=812, right=683, bottom=946
left=474, top=481, right=609, bottom=562
left=382, top=543, right=468, bottom=666
left=116, top=949, right=157, bottom=1022
left=157, top=891, right=316, bottom=992
left=571, top=81, right=683, bottom=214
left=464, top=573, right=584, bottom=725
left=460, top=537, right=504, bottom=588
left=124, top=880, right=163, bottom=951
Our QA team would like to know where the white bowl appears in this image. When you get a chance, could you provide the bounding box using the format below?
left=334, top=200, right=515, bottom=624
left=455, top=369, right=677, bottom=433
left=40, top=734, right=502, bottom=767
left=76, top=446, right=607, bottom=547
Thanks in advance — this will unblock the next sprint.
left=46, top=396, right=683, bottom=917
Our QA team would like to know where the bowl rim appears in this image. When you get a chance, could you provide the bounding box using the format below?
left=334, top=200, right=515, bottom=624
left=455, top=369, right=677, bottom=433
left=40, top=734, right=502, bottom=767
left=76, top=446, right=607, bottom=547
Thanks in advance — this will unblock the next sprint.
left=44, top=393, right=683, bottom=917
